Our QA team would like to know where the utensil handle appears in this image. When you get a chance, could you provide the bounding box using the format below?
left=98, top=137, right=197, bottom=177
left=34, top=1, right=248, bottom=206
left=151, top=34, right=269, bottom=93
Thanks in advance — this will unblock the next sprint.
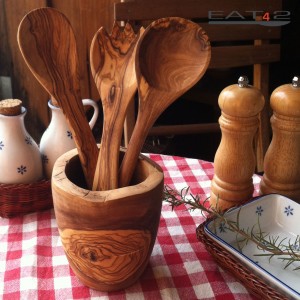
left=61, top=96, right=98, bottom=189
left=92, top=86, right=125, bottom=191
left=119, top=113, right=154, bottom=187
left=92, top=116, right=124, bottom=191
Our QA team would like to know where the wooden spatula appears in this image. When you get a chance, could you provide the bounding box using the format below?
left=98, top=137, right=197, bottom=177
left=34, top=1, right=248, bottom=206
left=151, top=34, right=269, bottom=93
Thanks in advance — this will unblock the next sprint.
left=18, top=7, right=98, bottom=189
left=119, top=17, right=211, bottom=187
left=90, top=22, right=143, bottom=190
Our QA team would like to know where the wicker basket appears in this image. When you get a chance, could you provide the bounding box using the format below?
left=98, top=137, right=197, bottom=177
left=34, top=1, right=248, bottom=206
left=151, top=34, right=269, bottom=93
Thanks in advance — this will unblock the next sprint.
left=0, top=179, right=53, bottom=218
left=196, top=220, right=288, bottom=300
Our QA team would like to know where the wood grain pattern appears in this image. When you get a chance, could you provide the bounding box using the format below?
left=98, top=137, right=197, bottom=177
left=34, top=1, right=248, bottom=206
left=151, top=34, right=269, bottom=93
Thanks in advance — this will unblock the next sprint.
left=50, top=0, right=116, bottom=100
left=210, top=45, right=280, bottom=69
left=210, top=83, right=265, bottom=210
left=60, top=228, right=151, bottom=285
left=119, top=17, right=211, bottom=187
left=90, top=23, right=142, bottom=191
left=17, top=8, right=98, bottom=189
left=51, top=147, right=164, bottom=291
left=3, top=0, right=49, bottom=141
left=115, top=0, right=282, bottom=173
left=3, top=1, right=116, bottom=139
left=260, top=83, right=300, bottom=202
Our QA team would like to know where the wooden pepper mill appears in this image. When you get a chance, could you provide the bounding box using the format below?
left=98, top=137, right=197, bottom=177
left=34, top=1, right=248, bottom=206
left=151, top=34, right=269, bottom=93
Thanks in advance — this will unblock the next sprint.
left=260, top=76, right=300, bottom=202
left=210, top=76, right=265, bottom=210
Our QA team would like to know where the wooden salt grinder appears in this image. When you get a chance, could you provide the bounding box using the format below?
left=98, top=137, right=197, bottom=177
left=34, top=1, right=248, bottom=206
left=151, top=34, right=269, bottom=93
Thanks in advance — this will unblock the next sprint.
left=260, top=76, right=300, bottom=202
left=210, top=76, right=265, bottom=210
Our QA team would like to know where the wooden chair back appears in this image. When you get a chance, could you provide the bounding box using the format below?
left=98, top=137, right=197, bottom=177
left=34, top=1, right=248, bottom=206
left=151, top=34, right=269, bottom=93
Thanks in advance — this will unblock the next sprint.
left=115, top=0, right=282, bottom=171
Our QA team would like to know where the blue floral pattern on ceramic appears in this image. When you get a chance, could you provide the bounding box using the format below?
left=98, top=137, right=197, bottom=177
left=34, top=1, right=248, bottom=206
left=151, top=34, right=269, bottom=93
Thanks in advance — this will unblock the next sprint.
left=291, top=242, right=300, bottom=252
left=17, top=165, right=27, bottom=175
left=256, top=206, right=264, bottom=216
left=25, top=136, right=33, bottom=145
left=219, top=221, right=227, bottom=233
left=0, top=106, right=43, bottom=183
left=284, top=205, right=294, bottom=216
left=205, top=194, right=300, bottom=298
left=67, top=130, right=73, bottom=139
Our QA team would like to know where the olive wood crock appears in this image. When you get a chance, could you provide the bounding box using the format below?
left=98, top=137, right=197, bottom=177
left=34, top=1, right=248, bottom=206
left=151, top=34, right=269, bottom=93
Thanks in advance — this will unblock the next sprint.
left=51, top=148, right=164, bottom=291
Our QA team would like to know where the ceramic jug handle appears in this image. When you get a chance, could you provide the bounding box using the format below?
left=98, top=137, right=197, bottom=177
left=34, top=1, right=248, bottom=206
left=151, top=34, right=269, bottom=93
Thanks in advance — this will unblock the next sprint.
left=82, top=99, right=99, bottom=129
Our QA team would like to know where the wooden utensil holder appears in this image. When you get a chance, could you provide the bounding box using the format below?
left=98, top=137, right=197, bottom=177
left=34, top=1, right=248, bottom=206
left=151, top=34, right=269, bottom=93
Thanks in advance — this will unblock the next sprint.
left=51, top=147, right=164, bottom=292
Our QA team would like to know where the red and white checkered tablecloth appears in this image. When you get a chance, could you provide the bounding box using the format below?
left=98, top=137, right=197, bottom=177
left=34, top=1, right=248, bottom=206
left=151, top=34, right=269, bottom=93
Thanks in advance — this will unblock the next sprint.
left=0, top=154, right=261, bottom=300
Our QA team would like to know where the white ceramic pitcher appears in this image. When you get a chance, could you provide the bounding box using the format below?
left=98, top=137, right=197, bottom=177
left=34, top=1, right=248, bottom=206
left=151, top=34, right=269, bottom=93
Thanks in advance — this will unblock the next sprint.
left=40, top=99, right=99, bottom=179
left=0, top=106, right=43, bottom=184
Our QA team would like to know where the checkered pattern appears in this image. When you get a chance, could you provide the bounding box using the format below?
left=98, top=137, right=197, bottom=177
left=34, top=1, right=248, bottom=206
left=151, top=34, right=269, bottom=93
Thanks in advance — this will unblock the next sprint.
left=0, top=154, right=261, bottom=299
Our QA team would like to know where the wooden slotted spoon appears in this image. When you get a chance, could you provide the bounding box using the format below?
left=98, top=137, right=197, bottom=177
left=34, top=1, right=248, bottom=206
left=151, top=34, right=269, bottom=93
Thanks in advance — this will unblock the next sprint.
left=17, top=7, right=98, bottom=189
left=119, top=17, right=211, bottom=187
left=90, top=22, right=143, bottom=191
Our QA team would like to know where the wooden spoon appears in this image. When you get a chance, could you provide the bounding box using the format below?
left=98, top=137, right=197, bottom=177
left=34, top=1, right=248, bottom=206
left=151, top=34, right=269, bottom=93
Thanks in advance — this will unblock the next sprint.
left=17, top=7, right=98, bottom=189
left=90, top=22, right=143, bottom=191
left=119, top=17, right=211, bottom=187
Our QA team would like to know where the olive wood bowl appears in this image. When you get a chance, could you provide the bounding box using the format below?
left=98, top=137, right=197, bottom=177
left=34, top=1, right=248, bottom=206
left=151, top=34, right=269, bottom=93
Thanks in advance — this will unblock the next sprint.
left=51, top=148, right=164, bottom=291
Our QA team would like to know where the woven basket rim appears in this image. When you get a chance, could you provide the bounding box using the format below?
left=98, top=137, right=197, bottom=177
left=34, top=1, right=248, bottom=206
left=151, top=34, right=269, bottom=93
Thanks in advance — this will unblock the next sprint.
left=0, top=178, right=50, bottom=188
left=0, top=179, right=52, bottom=218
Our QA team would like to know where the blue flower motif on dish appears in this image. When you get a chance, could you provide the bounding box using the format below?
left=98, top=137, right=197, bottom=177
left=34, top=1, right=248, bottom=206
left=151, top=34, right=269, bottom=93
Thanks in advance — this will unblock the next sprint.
left=17, top=165, right=27, bottom=175
left=25, top=136, right=33, bottom=145
left=284, top=205, right=294, bottom=216
left=291, top=242, right=300, bottom=252
left=256, top=206, right=264, bottom=216
left=219, top=221, right=227, bottom=233
left=67, top=130, right=73, bottom=139
left=0, top=141, right=4, bottom=150
left=260, top=240, right=269, bottom=252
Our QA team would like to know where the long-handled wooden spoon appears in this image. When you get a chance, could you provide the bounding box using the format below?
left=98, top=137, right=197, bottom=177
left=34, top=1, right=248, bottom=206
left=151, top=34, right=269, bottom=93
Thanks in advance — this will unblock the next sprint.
left=90, top=22, right=143, bottom=191
left=17, top=7, right=98, bottom=189
left=119, top=17, right=211, bottom=187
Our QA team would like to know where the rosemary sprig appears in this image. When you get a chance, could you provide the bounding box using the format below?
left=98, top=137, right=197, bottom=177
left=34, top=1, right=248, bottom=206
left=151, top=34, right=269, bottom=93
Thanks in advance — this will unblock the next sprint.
left=163, top=185, right=300, bottom=270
